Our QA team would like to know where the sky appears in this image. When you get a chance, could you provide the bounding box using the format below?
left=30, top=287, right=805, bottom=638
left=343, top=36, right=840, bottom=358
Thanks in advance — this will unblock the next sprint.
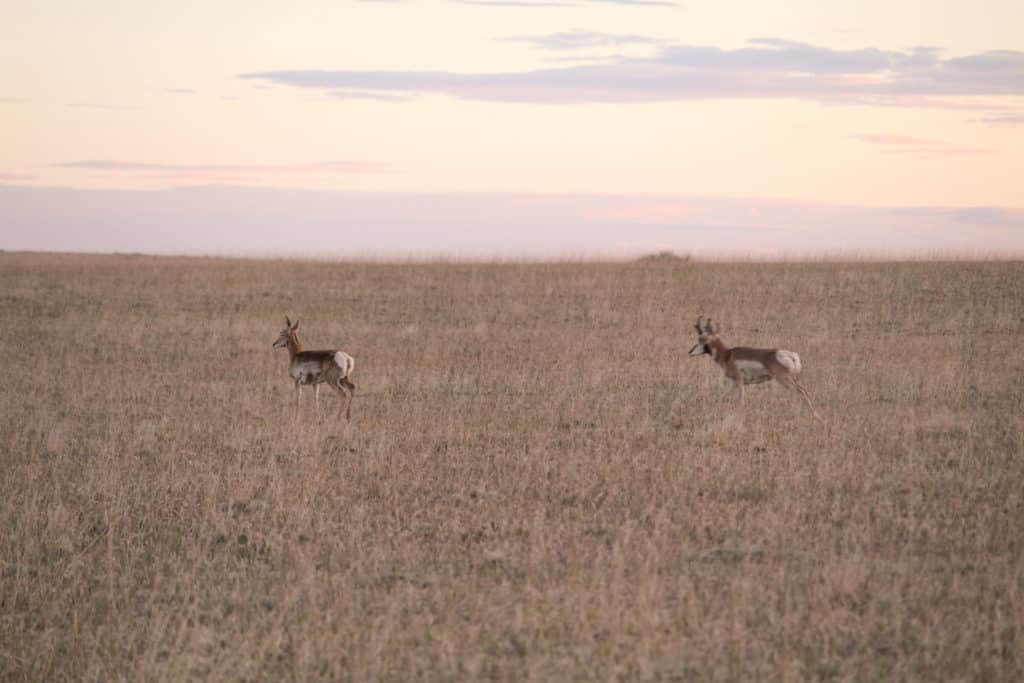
left=1, top=0, right=1022, bottom=257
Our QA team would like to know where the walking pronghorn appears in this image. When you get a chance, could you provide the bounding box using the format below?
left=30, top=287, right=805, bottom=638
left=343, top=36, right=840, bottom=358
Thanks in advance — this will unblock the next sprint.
left=688, top=316, right=822, bottom=422
left=273, top=317, right=356, bottom=420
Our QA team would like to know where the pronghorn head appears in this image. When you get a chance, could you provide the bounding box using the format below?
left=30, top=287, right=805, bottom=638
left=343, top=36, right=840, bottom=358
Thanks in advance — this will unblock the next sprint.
left=688, top=316, right=717, bottom=356
left=273, top=317, right=299, bottom=349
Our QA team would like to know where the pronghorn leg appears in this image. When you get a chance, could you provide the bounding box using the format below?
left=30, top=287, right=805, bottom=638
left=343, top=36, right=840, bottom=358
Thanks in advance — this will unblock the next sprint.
left=341, top=378, right=356, bottom=420
left=315, top=384, right=321, bottom=412
left=328, top=377, right=354, bottom=421
left=791, top=379, right=824, bottom=423
left=779, top=377, right=823, bottom=423
left=294, top=381, right=301, bottom=411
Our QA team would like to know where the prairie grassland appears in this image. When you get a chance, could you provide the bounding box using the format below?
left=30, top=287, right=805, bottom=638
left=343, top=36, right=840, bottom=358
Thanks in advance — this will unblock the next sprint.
left=1, top=252, right=1022, bottom=681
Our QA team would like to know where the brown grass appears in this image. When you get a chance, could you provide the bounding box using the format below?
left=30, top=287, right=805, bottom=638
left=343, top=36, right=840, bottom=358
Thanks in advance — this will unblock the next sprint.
left=1, top=252, right=1022, bottom=681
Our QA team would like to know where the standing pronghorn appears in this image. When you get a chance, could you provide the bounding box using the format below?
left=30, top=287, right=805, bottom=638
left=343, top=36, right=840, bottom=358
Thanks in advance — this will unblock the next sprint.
left=273, top=317, right=356, bottom=420
left=688, top=316, right=822, bottom=421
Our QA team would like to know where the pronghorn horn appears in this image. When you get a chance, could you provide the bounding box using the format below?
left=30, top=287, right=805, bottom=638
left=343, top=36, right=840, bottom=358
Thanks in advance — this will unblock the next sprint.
left=285, top=316, right=292, bottom=327
left=695, top=316, right=704, bottom=334
left=292, top=319, right=300, bottom=330
left=705, top=318, right=714, bottom=335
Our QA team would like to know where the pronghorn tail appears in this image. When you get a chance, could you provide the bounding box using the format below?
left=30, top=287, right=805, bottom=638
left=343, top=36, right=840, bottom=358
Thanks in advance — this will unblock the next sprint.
left=775, top=350, right=802, bottom=374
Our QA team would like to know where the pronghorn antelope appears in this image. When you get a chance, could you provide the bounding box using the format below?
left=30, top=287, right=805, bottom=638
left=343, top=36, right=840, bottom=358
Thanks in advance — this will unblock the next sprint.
left=273, top=317, right=356, bottom=419
left=688, top=316, right=822, bottom=421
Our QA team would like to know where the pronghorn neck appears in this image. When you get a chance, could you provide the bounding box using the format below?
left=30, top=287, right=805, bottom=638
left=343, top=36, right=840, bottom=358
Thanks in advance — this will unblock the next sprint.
left=287, top=332, right=303, bottom=356
left=708, top=336, right=729, bottom=363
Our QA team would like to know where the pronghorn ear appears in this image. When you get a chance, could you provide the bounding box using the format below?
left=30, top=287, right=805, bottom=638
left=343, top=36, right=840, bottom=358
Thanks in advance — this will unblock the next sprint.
left=695, top=316, right=703, bottom=335
left=285, top=316, right=292, bottom=328
left=292, top=319, right=300, bottom=331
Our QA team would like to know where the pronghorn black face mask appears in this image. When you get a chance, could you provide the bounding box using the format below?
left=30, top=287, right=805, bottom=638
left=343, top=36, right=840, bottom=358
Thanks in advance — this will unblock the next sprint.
left=688, top=342, right=711, bottom=356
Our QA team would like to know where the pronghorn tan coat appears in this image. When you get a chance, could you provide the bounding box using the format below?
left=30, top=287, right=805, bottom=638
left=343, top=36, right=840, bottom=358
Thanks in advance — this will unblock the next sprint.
left=689, top=316, right=821, bottom=421
left=273, top=318, right=356, bottom=419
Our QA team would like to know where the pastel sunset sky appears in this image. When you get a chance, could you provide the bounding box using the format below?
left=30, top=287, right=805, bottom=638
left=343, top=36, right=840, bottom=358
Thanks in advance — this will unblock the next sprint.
left=2, top=0, right=1022, bottom=256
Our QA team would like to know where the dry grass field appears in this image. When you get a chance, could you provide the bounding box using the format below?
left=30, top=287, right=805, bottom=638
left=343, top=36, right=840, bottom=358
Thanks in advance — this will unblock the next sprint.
left=1, top=251, right=1022, bottom=681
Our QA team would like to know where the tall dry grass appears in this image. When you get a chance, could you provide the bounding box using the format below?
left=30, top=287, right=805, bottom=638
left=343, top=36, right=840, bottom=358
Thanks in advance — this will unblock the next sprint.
left=1, top=252, right=1022, bottom=681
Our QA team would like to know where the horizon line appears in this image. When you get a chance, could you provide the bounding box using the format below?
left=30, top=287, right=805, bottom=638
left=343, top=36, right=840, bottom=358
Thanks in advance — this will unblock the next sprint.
left=3, top=248, right=1022, bottom=265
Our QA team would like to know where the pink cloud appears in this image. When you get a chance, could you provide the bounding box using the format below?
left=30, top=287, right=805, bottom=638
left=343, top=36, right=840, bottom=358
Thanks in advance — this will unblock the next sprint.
left=56, top=160, right=389, bottom=184
left=2, top=186, right=1022, bottom=256
left=592, top=201, right=695, bottom=221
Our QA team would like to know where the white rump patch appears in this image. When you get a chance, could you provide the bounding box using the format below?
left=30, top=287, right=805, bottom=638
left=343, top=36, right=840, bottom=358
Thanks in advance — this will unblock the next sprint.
left=775, top=350, right=802, bottom=373
left=334, top=351, right=355, bottom=377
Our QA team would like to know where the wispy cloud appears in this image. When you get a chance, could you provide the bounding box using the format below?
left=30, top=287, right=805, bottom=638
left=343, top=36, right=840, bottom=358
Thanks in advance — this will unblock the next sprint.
left=329, top=90, right=413, bottom=102
left=541, top=52, right=628, bottom=64
left=588, top=0, right=679, bottom=5
left=457, top=0, right=678, bottom=6
left=163, top=88, right=196, bottom=95
left=853, top=134, right=989, bottom=157
left=830, top=96, right=1017, bottom=111
left=56, top=160, right=389, bottom=183
left=853, top=134, right=949, bottom=146
left=457, top=1, right=576, bottom=7
left=882, top=148, right=989, bottom=158
left=239, top=38, right=1024, bottom=106
left=0, top=172, right=35, bottom=182
left=946, top=207, right=1024, bottom=226
left=501, top=29, right=662, bottom=50
left=67, top=102, right=141, bottom=111
left=377, top=0, right=680, bottom=5
left=974, top=112, right=1024, bottom=125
